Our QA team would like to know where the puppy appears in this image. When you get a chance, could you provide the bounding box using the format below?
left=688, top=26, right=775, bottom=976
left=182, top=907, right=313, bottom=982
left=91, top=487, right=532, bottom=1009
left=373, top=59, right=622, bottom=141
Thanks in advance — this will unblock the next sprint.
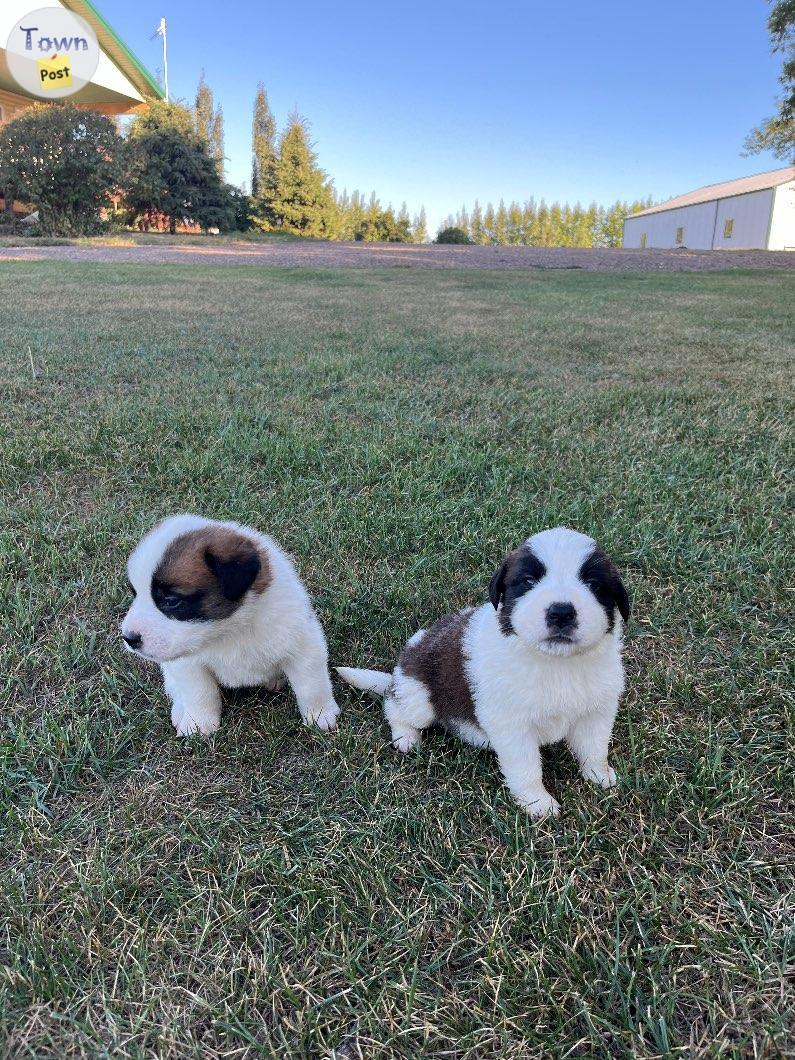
left=121, top=514, right=340, bottom=736
left=338, top=527, right=629, bottom=817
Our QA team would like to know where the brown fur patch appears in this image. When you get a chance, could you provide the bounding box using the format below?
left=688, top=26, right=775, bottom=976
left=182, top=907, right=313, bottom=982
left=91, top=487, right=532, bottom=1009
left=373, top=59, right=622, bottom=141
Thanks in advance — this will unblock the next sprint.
left=153, top=527, right=270, bottom=620
left=399, top=609, right=476, bottom=723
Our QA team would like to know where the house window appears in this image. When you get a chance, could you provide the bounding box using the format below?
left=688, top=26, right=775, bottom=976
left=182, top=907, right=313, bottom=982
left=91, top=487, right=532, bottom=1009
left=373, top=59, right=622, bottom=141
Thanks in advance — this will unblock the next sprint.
left=640, top=233, right=647, bottom=249
left=723, top=218, right=734, bottom=239
left=675, top=227, right=684, bottom=245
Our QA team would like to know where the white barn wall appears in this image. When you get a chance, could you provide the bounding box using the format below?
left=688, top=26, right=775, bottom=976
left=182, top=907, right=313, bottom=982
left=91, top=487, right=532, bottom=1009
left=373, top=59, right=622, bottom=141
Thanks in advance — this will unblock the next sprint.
left=768, top=181, right=795, bottom=250
left=623, top=202, right=717, bottom=249
left=712, top=189, right=774, bottom=249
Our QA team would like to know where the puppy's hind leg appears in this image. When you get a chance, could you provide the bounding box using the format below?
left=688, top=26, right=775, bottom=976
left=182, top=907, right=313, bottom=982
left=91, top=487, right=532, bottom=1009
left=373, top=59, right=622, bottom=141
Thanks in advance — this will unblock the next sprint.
left=385, top=668, right=435, bottom=753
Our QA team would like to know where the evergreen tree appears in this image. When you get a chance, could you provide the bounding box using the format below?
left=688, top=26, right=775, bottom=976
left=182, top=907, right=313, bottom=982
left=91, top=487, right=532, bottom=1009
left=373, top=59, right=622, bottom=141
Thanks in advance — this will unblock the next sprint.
left=251, top=84, right=277, bottom=223
left=126, top=125, right=234, bottom=234
left=270, top=114, right=332, bottom=236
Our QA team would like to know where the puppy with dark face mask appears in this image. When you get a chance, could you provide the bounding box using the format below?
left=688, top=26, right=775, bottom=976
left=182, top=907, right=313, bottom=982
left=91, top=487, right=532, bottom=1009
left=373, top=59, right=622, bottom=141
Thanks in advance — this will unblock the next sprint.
left=122, top=514, right=340, bottom=736
left=338, top=527, right=630, bottom=818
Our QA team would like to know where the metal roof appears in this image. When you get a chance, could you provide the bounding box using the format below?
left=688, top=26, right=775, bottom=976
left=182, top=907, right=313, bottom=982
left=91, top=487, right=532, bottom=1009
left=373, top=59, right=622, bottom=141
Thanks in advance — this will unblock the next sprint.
left=629, top=166, right=795, bottom=219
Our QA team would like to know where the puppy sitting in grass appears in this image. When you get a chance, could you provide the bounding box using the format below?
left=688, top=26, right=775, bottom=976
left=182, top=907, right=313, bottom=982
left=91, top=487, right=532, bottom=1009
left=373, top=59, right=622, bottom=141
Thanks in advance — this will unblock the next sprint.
left=338, top=527, right=629, bottom=818
left=122, top=514, right=340, bottom=736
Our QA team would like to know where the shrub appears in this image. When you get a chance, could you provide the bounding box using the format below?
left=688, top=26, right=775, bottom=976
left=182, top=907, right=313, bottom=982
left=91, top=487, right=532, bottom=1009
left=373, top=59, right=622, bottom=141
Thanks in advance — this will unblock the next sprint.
left=435, top=226, right=472, bottom=244
left=0, top=104, right=124, bottom=235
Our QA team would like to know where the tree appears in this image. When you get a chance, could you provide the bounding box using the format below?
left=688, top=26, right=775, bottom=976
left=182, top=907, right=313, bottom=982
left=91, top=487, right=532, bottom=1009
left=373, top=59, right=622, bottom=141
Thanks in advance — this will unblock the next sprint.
left=194, top=72, right=214, bottom=142
left=129, top=99, right=195, bottom=139
left=0, top=103, right=123, bottom=234
left=745, top=0, right=795, bottom=159
left=270, top=114, right=333, bottom=236
left=455, top=204, right=470, bottom=238
left=396, top=202, right=413, bottom=241
left=600, top=200, right=627, bottom=248
left=125, top=125, right=235, bottom=233
left=251, top=84, right=278, bottom=225
left=412, top=207, right=428, bottom=243
left=194, top=74, right=224, bottom=178
left=210, top=107, right=225, bottom=177
left=435, top=225, right=471, bottom=244
left=483, top=203, right=496, bottom=243
left=470, top=201, right=485, bottom=244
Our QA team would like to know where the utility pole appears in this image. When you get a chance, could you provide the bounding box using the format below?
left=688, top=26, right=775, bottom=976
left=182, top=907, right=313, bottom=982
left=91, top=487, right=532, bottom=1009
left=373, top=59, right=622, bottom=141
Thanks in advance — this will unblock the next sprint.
left=152, top=17, right=169, bottom=101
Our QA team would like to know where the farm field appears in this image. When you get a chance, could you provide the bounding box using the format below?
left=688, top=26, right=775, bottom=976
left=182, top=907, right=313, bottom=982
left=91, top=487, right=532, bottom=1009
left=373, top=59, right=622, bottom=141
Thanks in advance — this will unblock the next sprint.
left=1, top=261, right=792, bottom=1058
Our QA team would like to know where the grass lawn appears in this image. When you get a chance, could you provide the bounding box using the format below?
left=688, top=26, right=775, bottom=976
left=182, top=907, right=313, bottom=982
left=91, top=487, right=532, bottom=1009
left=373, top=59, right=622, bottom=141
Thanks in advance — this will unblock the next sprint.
left=1, top=262, right=792, bottom=1058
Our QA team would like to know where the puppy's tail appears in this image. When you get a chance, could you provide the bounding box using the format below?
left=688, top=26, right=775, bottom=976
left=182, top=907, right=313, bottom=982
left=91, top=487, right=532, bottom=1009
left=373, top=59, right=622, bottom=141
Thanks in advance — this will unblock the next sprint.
left=336, top=666, right=392, bottom=697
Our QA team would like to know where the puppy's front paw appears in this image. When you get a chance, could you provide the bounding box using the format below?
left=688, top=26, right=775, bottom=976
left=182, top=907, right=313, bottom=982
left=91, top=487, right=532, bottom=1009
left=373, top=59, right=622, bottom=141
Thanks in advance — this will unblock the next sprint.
left=583, top=763, right=618, bottom=789
left=303, top=701, right=340, bottom=731
left=517, top=788, right=561, bottom=819
left=174, top=710, right=220, bottom=737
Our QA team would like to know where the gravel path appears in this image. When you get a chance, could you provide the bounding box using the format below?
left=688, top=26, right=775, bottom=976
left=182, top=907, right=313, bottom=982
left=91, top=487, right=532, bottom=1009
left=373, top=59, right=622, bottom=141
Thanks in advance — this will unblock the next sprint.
left=1, top=240, right=794, bottom=271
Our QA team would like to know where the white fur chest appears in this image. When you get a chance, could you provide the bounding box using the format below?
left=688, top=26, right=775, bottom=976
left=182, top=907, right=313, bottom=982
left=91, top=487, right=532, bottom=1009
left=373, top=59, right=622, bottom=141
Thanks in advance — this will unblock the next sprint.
left=465, top=605, right=624, bottom=746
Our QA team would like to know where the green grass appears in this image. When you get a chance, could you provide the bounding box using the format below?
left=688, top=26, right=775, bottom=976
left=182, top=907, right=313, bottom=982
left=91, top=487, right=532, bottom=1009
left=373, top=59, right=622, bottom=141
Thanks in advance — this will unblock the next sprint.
left=0, top=262, right=792, bottom=1059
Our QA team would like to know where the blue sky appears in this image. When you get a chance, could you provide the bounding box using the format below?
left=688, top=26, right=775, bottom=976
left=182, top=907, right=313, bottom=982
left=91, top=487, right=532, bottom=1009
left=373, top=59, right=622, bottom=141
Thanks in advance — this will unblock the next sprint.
left=107, top=0, right=784, bottom=233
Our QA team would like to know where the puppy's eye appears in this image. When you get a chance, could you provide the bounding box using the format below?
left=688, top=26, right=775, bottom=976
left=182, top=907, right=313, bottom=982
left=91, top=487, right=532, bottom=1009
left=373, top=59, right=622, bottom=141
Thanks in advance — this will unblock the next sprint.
left=586, top=579, right=602, bottom=591
left=161, top=592, right=182, bottom=608
left=524, top=576, right=537, bottom=587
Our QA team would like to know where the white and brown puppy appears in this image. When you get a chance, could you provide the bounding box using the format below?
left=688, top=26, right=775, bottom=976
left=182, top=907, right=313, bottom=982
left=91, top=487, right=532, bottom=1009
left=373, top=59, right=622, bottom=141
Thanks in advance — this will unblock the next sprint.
left=338, top=527, right=629, bottom=818
left=121, top=514, right=340, bottom=736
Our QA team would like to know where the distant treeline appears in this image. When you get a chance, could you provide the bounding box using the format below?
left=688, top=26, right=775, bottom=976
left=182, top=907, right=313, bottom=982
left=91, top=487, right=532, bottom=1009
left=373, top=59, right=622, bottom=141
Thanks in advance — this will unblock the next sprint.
left=439, top=199, right=654, bottom=247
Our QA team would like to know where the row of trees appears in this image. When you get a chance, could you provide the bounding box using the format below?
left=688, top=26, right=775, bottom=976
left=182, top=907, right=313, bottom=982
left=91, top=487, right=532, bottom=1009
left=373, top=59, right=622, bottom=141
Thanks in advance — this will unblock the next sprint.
left=0, top=71, right=658, bottom=243
left=248, top=85, right=427, bottom=241
left=436, top=198, right=653, bottom=247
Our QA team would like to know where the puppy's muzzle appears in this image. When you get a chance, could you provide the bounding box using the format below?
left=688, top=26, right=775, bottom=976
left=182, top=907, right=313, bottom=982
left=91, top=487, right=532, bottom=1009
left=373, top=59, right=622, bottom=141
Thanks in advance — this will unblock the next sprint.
left=122, top=631, right=143, bottom=651
left=545, top=602, right=578, bottom=637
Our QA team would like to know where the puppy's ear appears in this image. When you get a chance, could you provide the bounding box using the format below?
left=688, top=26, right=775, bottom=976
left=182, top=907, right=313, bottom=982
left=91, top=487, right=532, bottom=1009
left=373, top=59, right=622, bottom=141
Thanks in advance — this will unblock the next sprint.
left=489, top=558, right=508, bottom=610
left=204, top=539, right=260, bottom=601
left=612, top=567, right=630, bottom=622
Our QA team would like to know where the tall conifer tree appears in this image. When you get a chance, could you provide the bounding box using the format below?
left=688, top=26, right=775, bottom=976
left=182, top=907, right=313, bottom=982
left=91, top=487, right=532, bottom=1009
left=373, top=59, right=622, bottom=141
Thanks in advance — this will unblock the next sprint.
left=270, top=114, right=332, bottom=236
left=251, top=84, right=277, bottom=220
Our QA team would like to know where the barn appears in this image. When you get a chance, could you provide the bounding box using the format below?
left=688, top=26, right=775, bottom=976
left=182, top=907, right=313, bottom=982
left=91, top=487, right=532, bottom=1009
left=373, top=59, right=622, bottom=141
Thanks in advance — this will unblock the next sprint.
left=623, top=167, right=795, bottom=251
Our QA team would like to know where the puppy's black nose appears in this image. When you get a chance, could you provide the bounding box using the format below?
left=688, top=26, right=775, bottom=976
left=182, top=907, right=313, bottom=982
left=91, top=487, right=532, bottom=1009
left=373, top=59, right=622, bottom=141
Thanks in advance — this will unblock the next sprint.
left=546, top=602, right=577, bottom=630
left=123, top=632, right=142, bottom=650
